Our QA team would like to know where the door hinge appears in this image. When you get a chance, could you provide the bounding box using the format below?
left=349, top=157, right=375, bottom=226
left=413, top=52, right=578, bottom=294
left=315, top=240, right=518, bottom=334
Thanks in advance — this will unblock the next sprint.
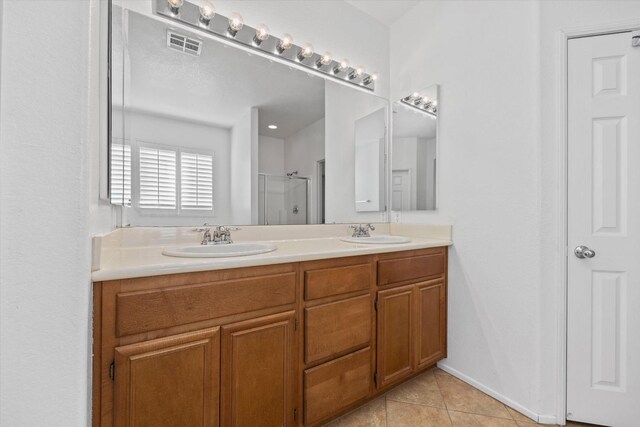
left=374, top=298, right=378, bottom=312
left=373, top=371, right=378, bottom=387
left=632, top=30, right=640, bottom=47
left=109, top=361, right=115, bottom=381
left=293, top=408, right=297, bottom=422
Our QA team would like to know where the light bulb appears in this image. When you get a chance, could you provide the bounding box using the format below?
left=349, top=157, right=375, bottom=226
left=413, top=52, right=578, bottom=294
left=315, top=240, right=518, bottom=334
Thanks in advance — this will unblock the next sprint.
left=297, top=43, right=314, bottom=61
left=349, top=66, right=364, bottom=80
left=316, top=51, right=333, bottom=67
left=198, top=1, right=215, bottom=25
left=333, top=59, right=349, bottom=74
left=276, top=33, right=294, bottom=54
left=253, top=24, right=270, bottom=45
left=363, top=72, right=378, bottom=85
left=167, top=0, right=184, bottom=14
left=227, top=12, right=244, bottom=37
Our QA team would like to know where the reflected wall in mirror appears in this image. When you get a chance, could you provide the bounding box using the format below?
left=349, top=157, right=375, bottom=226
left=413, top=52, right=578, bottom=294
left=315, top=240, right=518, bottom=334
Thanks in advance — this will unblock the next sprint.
left=109, top=5, right=388, bottom=226
left=391, top=85, right=438, bottom=211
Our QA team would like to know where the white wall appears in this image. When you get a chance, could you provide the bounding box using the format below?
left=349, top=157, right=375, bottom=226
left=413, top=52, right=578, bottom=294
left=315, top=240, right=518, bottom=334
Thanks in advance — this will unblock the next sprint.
left=230, top=108, right=258, bottom=224
left=391, top=0, right=544, bottom=419
left=0, top=1, right=100, bottom=426
left=391, top=0, right=640, bottom=422
left=258, top=135, right=285, bottom=176
left=116, top=110, right=232, bottom=226
left=285, top=118, right=325, bottom=224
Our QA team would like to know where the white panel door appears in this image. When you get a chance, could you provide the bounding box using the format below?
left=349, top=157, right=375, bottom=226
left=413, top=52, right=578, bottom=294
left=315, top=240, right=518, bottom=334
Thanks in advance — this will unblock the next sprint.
left=391, top=169, right=411, bottom=211
left=568, top=31, right=640, bottom=427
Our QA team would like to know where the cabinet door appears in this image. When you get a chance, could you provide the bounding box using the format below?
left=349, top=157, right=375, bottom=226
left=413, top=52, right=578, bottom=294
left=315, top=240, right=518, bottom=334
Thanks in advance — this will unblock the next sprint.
left=221, top=311, right=296, bottom=427
left=416, top=279, right=447, bottom=369
left=114, top=328, right=220, bottom=427
left=376, top=285, right=414, bottom=388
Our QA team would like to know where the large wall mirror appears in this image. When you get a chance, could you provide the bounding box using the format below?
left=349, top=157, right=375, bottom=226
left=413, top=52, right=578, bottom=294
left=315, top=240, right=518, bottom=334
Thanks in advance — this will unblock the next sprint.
left=109, top=4, right=388, bottom=226
left=391, top=85, right=438, bottom=211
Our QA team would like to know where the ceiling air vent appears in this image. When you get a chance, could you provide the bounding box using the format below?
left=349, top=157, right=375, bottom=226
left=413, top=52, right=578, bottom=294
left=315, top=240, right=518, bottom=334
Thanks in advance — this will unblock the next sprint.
left=167, top=30, right=202, bottom=56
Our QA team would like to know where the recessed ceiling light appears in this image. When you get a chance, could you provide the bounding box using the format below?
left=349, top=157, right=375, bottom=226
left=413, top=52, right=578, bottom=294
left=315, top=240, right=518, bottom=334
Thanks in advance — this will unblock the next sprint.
left=268, top=125, right=278, bottom=129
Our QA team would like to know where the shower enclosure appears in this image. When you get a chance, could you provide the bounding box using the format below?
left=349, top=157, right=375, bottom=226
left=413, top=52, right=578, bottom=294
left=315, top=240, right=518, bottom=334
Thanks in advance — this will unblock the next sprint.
left=258, top=174, right=310, bottom=225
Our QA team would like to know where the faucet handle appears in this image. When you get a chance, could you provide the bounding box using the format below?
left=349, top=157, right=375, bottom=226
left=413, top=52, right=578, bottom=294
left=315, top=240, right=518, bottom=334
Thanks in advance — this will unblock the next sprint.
left=365, top=223, right=375, bottom=231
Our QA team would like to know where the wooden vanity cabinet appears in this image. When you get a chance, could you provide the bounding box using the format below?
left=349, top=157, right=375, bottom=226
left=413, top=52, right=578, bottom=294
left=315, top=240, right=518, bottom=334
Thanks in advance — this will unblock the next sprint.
left=93, top=247, right=448, bottom=427
left=375, top=248, right=448, bottom=390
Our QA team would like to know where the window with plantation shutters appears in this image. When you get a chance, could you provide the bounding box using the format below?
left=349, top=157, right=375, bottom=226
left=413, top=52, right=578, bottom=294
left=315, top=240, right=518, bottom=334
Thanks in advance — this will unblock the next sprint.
left=110, top=142, right=131, bottom=206
left=139, top=146, right=177, bottom=209
left=180, top=152, right=214, bottom=210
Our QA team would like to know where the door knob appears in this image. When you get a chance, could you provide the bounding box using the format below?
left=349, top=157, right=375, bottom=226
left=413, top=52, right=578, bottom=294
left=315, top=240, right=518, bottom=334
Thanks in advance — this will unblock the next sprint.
left=574, top=245, right=596, bottom=259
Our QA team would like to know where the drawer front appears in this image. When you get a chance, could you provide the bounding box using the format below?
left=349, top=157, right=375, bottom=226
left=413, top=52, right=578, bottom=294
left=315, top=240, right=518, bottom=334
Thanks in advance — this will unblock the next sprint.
left=378, top=253, right=445, bottom=286
left=305, top=295, right=372, bottom=364
left=304, top=347, right=372, bottom=425
left=116, top=273, right=296, bottom=336
left=304, top=263, right=371, bottom=300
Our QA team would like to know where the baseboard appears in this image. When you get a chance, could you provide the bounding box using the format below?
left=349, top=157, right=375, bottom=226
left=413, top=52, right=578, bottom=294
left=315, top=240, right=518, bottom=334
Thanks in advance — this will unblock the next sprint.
left=437, top=362, right=558, bottom=425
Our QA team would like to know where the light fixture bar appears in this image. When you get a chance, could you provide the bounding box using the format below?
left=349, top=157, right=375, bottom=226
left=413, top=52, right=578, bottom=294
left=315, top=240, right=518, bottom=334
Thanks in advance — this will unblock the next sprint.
left=400, top=93, right=437, bottom=117
left=154, top=0, right=375, bottom=91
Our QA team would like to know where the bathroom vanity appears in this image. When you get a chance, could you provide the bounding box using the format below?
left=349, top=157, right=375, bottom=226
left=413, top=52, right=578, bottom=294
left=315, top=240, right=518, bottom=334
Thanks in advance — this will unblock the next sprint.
left=92, top=234, right=449, bottom=427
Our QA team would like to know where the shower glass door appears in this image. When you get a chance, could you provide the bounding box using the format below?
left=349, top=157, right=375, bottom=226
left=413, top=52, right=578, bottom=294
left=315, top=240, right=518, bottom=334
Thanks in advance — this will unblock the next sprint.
left=258, top=174, right=310, bottom=225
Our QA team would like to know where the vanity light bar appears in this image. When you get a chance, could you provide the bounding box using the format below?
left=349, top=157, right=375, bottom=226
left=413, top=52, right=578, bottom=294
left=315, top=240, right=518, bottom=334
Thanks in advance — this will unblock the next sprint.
left=154, top=0, right=376, bottom=91
left=401, top=93, right=437, bottom=117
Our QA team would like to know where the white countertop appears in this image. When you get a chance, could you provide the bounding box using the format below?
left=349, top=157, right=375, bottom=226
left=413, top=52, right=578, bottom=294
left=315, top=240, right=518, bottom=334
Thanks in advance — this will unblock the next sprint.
left=92, top=236, right=452, bottom=282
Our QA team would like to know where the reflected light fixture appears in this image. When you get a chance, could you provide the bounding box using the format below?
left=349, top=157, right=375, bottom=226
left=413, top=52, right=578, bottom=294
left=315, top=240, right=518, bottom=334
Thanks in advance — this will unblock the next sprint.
left=333, top=59, right=349, bottom=75
left=297, top=43, right=314, bottom=61
left=198, top=0, right=215, bottom=26
left=167, top=0, right=184, bottom=15
left=276, top=33, right=294, bottom=54
left=316, top=51, right=332, bottom=68
left=349, top=66, right=364, bottom=80
left=253, top=24, right=270, bottom=46
left=268, top=124, right=278, bottom=130
left=401, top=91, right=438, bottom=117
left=154, top=0, right=376, bottom=91
left=227, top=12, right=244, bottom=37
left=363, top=72, right=378, bottom=85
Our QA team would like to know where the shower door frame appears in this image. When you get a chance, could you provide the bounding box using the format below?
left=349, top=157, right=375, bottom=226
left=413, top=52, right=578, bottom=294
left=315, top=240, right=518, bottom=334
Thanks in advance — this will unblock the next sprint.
left=259, top=173, right=312, bottom=225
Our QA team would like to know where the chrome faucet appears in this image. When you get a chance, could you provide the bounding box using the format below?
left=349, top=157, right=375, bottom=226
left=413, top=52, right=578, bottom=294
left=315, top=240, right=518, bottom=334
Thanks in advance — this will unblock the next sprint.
left=349, top=223, right=375, bottom=238
left=201, top=225, right=240, bottom=245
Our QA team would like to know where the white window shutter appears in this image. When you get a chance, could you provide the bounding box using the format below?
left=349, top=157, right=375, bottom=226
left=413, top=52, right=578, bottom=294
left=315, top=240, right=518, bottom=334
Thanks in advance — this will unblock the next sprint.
left=181, top=152, right=214, bottom=210
left=110, top=143, right=131, bottom=206
left=139, top=147, right=177, bottom=209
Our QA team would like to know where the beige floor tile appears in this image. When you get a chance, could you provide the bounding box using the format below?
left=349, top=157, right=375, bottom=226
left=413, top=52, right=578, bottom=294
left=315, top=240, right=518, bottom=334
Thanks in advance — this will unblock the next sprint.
left=434, top=369, right=511, bottom=419
left=387, top=399, right=453, bottom=427
left=323, top=396, right=386, bottom=427
left=448, top=410, right=519, bottom=427
left=386, top=369, right=446, bottom=408
left=505, top=407, right=536, bottom=424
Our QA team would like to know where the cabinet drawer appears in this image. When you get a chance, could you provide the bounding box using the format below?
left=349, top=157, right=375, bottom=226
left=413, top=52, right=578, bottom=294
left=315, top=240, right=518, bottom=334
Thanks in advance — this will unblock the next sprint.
left=116, top=273, right=296, bottom=336
left=305, top=295, right=371, bottom=364
left=378, top=253, right=445, bottom=286
left=304, top=263, right=371, bottom=300
left=304, top=347, right=372, bottom=425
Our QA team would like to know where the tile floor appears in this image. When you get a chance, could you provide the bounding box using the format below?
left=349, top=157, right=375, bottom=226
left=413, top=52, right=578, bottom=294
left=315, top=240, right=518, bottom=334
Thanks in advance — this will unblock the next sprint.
left=324, top=368, right=595, bottom=427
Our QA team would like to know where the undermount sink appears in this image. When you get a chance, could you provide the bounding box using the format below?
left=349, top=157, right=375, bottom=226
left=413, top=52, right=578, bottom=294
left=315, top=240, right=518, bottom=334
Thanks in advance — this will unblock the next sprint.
left=163, top=242, right=277, bottom=258
left=340, top=235, right=412, bottom=244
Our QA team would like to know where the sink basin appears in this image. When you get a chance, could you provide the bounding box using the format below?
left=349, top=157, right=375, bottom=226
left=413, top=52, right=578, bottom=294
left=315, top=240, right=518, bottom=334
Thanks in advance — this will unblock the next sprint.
left=163, top=242, right=277, bottom=258
left=340, top=235, right=411, bottom=244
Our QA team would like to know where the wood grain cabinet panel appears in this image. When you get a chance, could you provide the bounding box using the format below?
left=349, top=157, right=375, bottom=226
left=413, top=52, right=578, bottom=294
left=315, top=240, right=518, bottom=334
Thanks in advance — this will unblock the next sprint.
left=378, top=253, right=445, bottom=286
left=416, top=279, right=447, bottom=369
left=113, top=328, right=220, bottom=427
left=304, top=264, right=371, bottom=300
left=377, top=285, right=414, bottom=388
left=220, top=311, right=296, bottom=427
left=305, top=295, right=371, bottom=364
left=116, top=273, right=296, bottom=336
left=304, top=347, right=372, bottom=425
